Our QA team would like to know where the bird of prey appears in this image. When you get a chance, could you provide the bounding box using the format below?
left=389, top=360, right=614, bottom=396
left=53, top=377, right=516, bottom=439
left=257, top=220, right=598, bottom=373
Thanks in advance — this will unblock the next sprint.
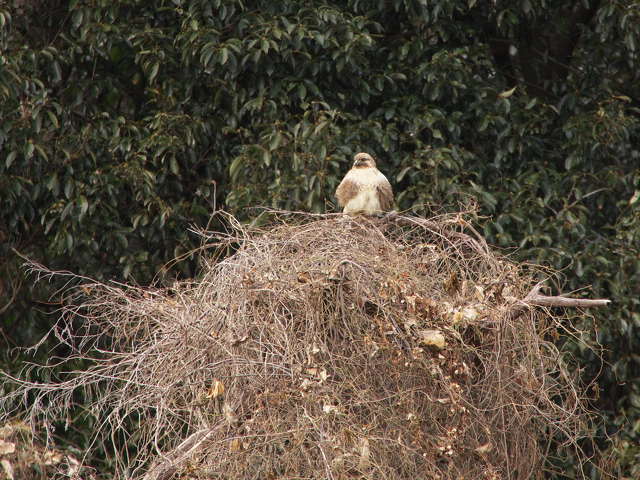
left=335, top=152, right=393, bottom=215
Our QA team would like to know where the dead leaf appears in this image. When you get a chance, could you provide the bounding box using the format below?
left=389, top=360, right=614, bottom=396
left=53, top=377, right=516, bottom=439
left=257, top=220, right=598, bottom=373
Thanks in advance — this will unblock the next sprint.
left=43, top=450, right=63, bottom=465
left=229, top=438, right=242, bottom=452
left=300, top=378, right=314, bottom=390
left=297, top=271, right=311, bottom=283
left=66, top=455, right=81, bottom=477
left=1, top=459, right=13, bottom=480
left=357, top=437, right=370, bottom=470
left=0, top=440, right=15, bottom=455
left=206, top=379, right=225, bottom=399
left=444, top=271, right=460, bottom=295
left=322, top=403, right=339, bottom=414
left=452, top=306, right=479, bottom=325
left=232, top=334, right=249, bottom=346
left=474, top=442, right=493, bottom=454
left=223, top=402, right=238, bottom=425
left=418, top=329, right=446, bottom=349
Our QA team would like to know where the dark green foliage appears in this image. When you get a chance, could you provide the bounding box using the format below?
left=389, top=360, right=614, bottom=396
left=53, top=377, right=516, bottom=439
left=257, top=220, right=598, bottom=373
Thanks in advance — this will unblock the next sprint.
left=1, top=0, right=639, bottom=476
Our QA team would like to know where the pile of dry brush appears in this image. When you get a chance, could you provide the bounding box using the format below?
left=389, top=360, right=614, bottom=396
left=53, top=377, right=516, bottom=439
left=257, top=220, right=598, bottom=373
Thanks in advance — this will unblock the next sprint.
left=2, top=210, right=607, bottom=480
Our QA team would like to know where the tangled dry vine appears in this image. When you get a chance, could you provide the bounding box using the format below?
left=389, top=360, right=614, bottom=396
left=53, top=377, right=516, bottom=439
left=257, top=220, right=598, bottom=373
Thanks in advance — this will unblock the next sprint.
left=1, top=211, right=609, bottom=480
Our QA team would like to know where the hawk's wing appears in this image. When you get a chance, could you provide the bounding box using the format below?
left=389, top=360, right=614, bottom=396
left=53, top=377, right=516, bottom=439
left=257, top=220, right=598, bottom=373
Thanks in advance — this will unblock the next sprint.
left=335, top=173, right=359, bottom=208
left=376, top=175, right=394, bottom=211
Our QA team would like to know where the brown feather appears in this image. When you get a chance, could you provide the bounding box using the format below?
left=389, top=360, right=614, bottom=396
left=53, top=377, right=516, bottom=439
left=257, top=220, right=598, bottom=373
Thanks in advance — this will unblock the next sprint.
left=335, top=177, right=359, bottom=208
left=377, top=179, right=394, bottom=211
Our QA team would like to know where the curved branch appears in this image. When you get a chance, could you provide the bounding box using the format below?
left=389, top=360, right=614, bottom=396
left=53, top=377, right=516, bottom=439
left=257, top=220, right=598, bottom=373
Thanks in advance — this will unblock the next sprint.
left=384, top=211, right=490, bottom=255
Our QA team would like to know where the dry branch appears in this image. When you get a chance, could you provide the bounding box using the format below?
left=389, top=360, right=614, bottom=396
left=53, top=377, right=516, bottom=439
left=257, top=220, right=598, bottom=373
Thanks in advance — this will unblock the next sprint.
left=524, top=282, right=610, bottom=308
left=507, top=282, right=610, bottom=321
left=144, top=427, right=221, bottom=480
left=384, top=210, right=491, bottom=255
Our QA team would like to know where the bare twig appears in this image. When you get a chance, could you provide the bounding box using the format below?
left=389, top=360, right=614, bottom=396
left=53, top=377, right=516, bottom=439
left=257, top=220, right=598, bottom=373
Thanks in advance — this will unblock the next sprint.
left=383, top=211, right=490, bottom=255
left=143, top=427, right=221, bottom=480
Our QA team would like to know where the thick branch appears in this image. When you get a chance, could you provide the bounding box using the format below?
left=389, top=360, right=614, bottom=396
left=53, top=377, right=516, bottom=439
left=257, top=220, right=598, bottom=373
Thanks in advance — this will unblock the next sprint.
left=507, top=282, right=610, bottom=321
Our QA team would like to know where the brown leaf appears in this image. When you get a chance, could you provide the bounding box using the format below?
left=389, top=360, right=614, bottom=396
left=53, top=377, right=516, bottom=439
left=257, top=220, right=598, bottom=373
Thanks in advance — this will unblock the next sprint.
left=43, top=450, right=63, bottom=465
left=229, top=332, right=249, bottom=346
left=418, top=329, right=446, bottom=349
left=474, top=442, right=493, bottom=454
left=223, top=402, right=238, bottom=425
left=206, top=379, right=225, bottom=399
left=0, top=440, right=15, bottom=455
left=297, top=271, right=312, bottom=283
left=443, top=271, right=460, bottom=295
left=1, top=459, right=14, bottom=480
left=357, top=437, right=370, bottom=470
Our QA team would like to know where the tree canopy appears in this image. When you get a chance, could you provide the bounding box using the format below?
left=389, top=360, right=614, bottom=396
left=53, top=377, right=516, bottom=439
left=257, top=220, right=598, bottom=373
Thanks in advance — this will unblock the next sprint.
left=1, top=0, right=639, bottom=477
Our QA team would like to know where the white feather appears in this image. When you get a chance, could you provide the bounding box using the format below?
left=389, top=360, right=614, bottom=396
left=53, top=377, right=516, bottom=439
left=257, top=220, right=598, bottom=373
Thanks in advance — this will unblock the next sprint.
left=342, top=167, right=388, bottom=214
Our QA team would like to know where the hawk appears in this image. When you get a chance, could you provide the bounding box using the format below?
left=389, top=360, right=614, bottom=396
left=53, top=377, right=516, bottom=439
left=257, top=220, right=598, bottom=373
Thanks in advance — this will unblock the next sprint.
left=335, top=152, right=394, bottom=215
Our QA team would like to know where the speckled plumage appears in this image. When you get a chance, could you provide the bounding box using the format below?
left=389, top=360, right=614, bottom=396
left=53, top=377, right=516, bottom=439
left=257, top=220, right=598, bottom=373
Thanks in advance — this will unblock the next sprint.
left=335, top=153, right=393, bottom=214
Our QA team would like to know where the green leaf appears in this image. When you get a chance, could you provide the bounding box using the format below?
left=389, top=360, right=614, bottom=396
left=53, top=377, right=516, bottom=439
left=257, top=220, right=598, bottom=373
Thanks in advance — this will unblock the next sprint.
left=297, top=83, right=306, bottom=100
left=47, top=110, right=60, bottom=128
left=149, top=62, right=159, bottom=83
left=47, top=173, right=59, bottom=193
left=5, top=150, right=17, bottom=168
left=397, top=166, right=412, bottom=182
left=71, top=8, right=83, bottom=29
left=269, top=131, right=282, bottom=151
left=261, top=148, right=271, bottom=166
left=79, top=195, right=89, bottom=218
left=25, top=142, right=34, bottom=159
left=34, top=144, right=48, bottom=161
left=170, top=157, right=180, bottom=175
left=64, top=178, right=74, bottom=199
left=51, top=61, right=62, bottom=83
left=498, top=86, right=516, bottom=98
left=229, top=156, right=244, bottom=181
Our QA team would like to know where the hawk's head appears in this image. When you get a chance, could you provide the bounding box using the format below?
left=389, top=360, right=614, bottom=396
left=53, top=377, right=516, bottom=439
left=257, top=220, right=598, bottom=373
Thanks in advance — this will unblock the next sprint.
left=353, top=152, right=376, bottom=169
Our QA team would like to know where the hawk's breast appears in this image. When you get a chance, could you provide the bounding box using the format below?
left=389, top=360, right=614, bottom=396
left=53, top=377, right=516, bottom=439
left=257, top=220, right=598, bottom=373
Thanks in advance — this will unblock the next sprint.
left=342, top=168, right=386, bottom=214
left=343, top=187, right=381, bottom=214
